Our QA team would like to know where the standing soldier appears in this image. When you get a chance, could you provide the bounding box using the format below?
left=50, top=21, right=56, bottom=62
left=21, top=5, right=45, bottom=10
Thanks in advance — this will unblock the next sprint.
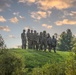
left=36, top=33, right=39, bottom=50
left=27, top=29, right=31, bottom=49
left=39, top=32, right=43, bottom=50
left=21, top=29, right=26, bottom=49
left=51, top=36, right=57, bottom=53
left=47, top=33, right=52, bottom=52
left=42, top=31, right=47, bottom=51
left=30, top=30, right=34, bottom=49
left=33, top=30, right=37, bottom=49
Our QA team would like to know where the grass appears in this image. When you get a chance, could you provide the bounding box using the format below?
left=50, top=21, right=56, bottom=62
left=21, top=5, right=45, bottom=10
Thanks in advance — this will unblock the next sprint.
left=9, top=49, right=71, bottom=69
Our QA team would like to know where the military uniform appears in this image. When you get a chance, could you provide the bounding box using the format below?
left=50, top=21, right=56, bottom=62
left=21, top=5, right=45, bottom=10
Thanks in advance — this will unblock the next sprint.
left=41, top=31, right=47, bottom=51
left=51, top=36, right=57, bottom=53
left=47, top=33, right=52, bottom=52
left=27, top=29, right=31, bottom=49
left=21, top=30, right=26, bottom=49
left=33, top=31, right=39, bottom=50
left=30, top=30, right=34, bottom=49
left=39, top=32, right=43, bottom=50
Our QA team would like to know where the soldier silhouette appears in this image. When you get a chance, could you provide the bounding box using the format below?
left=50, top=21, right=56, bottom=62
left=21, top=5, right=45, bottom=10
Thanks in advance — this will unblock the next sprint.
left=51, top=36, right=57, bottom=53
left=21, top=29, right=26, bottom=49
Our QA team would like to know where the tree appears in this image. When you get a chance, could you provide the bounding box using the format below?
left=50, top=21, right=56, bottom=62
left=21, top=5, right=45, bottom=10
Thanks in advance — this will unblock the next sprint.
left=58, top=29, right=74, bottom=51
left=0, top=34, right=6, bottom=49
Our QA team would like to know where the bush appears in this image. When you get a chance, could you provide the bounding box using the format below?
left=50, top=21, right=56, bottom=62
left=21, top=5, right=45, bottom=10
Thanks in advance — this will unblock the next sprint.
left=31, top=62, right=66, bottom=75
left=65, top=54, right=76, bottom=75
left=0, top=49, right=25, bottom=75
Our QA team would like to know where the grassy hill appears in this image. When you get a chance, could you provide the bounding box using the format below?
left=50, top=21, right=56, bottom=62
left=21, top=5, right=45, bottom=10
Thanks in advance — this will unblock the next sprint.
left=10, top=49, right=71, bottom=69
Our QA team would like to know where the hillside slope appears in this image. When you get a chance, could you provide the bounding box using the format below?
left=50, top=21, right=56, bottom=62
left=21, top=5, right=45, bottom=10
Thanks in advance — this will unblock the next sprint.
left=10, top=49, right=70, bottom=69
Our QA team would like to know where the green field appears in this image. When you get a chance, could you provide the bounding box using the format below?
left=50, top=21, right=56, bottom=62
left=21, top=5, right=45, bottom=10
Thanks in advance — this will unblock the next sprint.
left=10, top=49, right=71, bottom=69
left=1, top=49, right=76, bottom=75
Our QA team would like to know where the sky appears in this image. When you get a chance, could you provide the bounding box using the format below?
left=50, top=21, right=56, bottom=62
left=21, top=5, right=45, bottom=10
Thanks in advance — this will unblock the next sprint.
left=0, top=0, right=76, bottom=48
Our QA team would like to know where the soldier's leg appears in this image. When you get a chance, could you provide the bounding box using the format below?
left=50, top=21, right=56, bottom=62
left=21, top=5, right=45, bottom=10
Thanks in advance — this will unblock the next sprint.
left=36, top=42, right=39, bottom=50
left=22, top=40, right=24, bottom=49
left=44, top=42, right=47, bottom=51
left=30, top=40, right=33, bottom=49
left=24, top=41, right=26, bottom=49
left=48, top=44, right=50, bottom=52
left=53, top=47, right=56, bottom=53
left=39, top=42, right=43, bottom=50
left=33, top=41, right=36, bottom=49
left=23, top=41, right=26, bottom=49
left=49, top=45, right=52, bottom=52
left=28, top=40, right=30, bottom=49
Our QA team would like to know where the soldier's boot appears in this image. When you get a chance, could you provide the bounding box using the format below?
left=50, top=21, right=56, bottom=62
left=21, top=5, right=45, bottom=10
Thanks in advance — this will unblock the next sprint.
left=54, top=47, right=56, bottom=53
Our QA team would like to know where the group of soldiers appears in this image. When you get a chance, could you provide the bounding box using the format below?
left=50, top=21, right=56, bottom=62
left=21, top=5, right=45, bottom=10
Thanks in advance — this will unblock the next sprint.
left=21, top=29, right=57, bottom=53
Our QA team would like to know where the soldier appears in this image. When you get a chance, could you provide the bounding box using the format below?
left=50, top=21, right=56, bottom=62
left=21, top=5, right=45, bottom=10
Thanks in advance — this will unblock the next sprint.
left=36, top=33, right=39, bottom=50
left=30, top=30, right=34, bottom=49
left=47, top=33, right=52, bottom=52
left=39, top=32, right=43, bottom=50
left=41, top=31, right=47, bottom=51
left=33, top=30, right=39, bottom=50
left=51, top=36, right=57, bottom=53
left=21, top=29, right=26, bottom=49
left=27, top=29, right=31, bottom=49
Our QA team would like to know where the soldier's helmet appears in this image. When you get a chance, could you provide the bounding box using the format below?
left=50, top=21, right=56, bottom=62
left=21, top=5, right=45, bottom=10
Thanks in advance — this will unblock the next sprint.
left=47, top=33, right=50, bottom=37
left=43, top=30, right=46, bottom=33
left=28, top=29, right=30, bottom=31
left=52, top=35, right=55, bottom=38
left=31, top=30, right=33, bottom=33
left=40, top=32, right=42, bottom=35
left=34, top=30, right=36, bottom=33
left=23, top=29, right=25, bottom=32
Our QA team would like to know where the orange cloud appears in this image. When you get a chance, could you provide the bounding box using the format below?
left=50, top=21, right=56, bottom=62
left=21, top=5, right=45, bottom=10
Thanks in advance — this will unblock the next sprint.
left=0, top=16, right=6, bottom=22
left=55, top=19, right=76, bottom=26
left=0, top=26, right=10, bottom=32
left=37, top=0, right=75, bottom=10
left=10, top=17, right=19, bottom=23
left=42, top=24, right=52, bottom=29
left=31, top=11, right=51, bottom=20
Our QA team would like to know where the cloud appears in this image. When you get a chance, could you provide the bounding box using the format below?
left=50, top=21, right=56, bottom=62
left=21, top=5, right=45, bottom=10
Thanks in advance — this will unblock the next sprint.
left=19, top=16, right=25, bottom=20
left=42, top=24, right=52, bottom=29
left=10, top=17, right=19, bottom=23
left=24, top=26, right=34, bottom=30
left=13, top=12, right=25, bottom=20
left=70, top=11, right=76, bottom=17
left=0, top=26, right=10, bottom=32
left=55, top=19, right=76, bottom=26
left=0, top=16, right=6, bottom=22
left=24, top=26, right=30, bottom=30
left=0, top=9, right=3, bottom=12
left=36, top=0, right=75, bottom=10
left=8, top=35, right=16, bottom=38
left=31, top=11, right=52, bottom=20
left=0, top=0, right=11, bottom=12
left=19, top=0, right=35, bottom=4
left=62, top=10, right=76, bottom=18
left=13, top=12, right=20, bottom=16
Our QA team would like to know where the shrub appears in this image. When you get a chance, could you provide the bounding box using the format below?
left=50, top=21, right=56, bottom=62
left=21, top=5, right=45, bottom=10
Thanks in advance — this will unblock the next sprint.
left=0, top=49, right=25, bottom=75
left=65, top=54, right=76, bottom=75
